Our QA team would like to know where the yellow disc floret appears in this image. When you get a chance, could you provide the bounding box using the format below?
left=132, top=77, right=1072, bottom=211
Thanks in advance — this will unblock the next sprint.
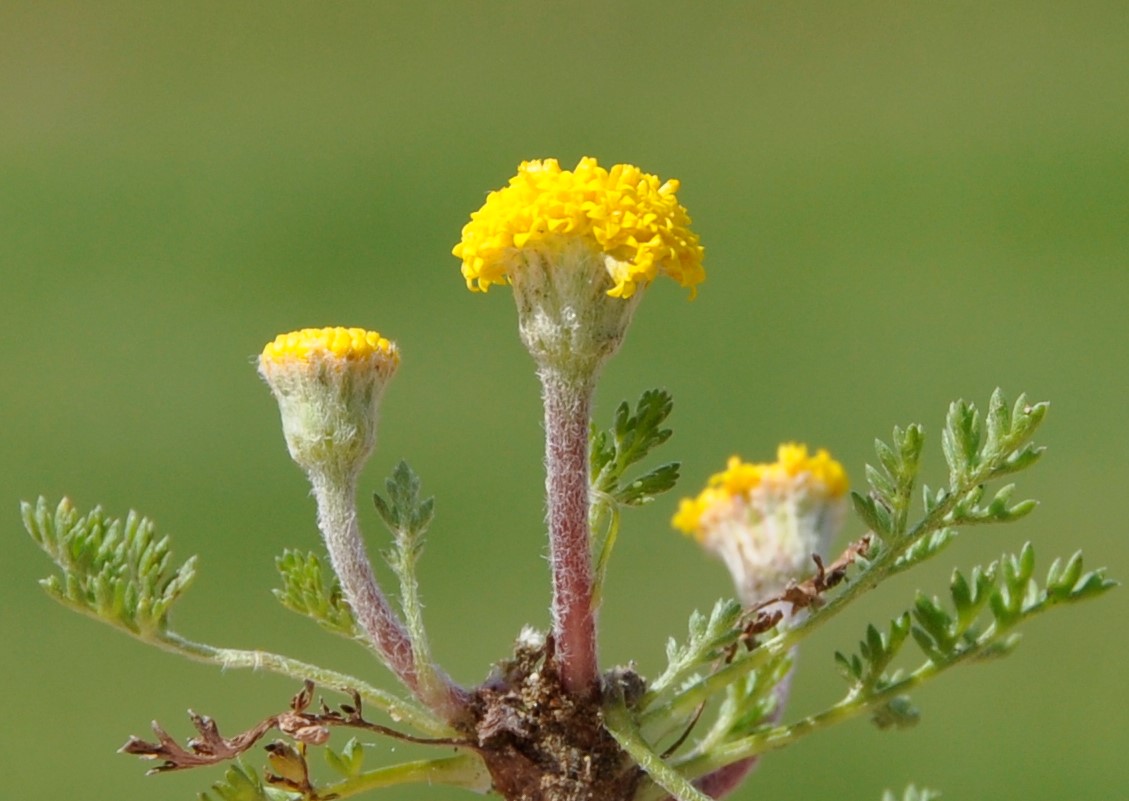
left=261, top=327, right=399, bottom=365
left=673, top=444, right=848, bottom=538
left=453, top=157, right=706, bottom=299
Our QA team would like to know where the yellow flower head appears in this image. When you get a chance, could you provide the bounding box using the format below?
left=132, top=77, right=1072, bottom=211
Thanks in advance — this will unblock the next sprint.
left=673, top=444, right=848, bottom=608
left=261, top=327, right=399, bottom=367
left=258, top=327, right=399, bottom=478
left=453, top=157, right=705, bottom=300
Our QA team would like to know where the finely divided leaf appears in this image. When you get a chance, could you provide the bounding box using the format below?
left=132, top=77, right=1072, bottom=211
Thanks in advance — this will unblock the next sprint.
left=591, top=388, right=680, bottom=506
left=273, top=549, right=359, bottom=638
left=23, top=497, right=197, bottom=636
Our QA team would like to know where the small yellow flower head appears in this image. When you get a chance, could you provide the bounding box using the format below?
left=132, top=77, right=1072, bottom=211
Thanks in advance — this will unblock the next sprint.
left=258, top=327, right=399, bottom=478
left=673, top=444, right=848, bottom=609
left=453, top=157, right=706, bottom=376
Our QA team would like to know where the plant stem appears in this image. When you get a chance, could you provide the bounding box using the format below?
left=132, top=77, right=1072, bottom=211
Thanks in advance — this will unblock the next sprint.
left=154, top=631, right=449, bottom=736
left=667, top=667, right=935, bottom=790
left=603, top=693, right=712, bottom=801
left=663, top=616, right=1019, bottom=798
left=311, top=472, right=469, bottom=720
left=319, top=753, right=491, bottom=797
left=540, top=366, right=599, bottom=697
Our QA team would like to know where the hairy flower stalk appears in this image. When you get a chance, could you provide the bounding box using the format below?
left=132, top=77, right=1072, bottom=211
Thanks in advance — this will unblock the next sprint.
left=258, top=327, right=466, bottom=720
left=455, top=157, right=705, bottom=696
left=539, top=365, right=600, bottom=693
left=673, top=445, right=847, bottom=798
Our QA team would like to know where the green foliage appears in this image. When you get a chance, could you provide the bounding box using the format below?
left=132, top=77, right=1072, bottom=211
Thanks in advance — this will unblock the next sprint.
left=697, top=653, right=793, bottom=749
left=198, top=762, right=295, bottom=801
left=19, top=388, right=1116, bottom=801
left=274, top=549, right=359, bottom=638
left=324, top=737, right=366, bottom=779
left=909, top=544, right=1113, bottom=662
left=834, top=613, right=913, bottom=696
left=22, top=496, right=196, bottom=636
left=633, top=391, right=1113, bottom=796
left=589, top=389, right=681, bottom=608
left=853, top=390, right=1045, bottom=555
left=647, top=599, right=743, bottom=698
left=832, top=543, right=1113, bottom=732
left=372, top=460, right=436, bottom=543
left=590, top=388, right=680, bottom=507
left=852, top=424, right=924, bottom=538
left=372, top=460, right=442, bottom=700
left=890, top=528, right=956, bottom=575
left=640, top=599, right=794, bottom=753
left=604, top=688, right=715, bottom=801
left=373, top=460, right=435, bottom=611
left=942, top=391, right=1046, bottom=489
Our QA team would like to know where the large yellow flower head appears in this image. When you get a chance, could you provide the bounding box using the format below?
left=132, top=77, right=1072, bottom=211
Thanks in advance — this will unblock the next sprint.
left=454, top=158, right=705, bottom=376
left=673, top=444, right=848, bottom=609
left=258, top=327, right=399, bottom=478
left=453, top=157, right=705, bottom=300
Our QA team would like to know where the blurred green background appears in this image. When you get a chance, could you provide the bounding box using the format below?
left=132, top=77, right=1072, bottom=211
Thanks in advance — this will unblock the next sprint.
left=3, top=3, right=1126, bottom=799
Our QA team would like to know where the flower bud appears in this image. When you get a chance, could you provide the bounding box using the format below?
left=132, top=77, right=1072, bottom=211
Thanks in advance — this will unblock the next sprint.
left=673, top=444, right=848, bottom=610
left=258, top=327, right=399, bottom=479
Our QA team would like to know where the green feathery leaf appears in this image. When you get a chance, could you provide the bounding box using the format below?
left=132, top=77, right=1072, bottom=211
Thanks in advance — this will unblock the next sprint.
left=852, top=391, right=1047, bottom=581
left=694, top=653, right=792, bottom=753
left=647, top=599, right=743, bottom=698
left=198, top=761, right=295, bottom=801
left=590, top=388, right=680, bottom=506
left=23, top=497, right=197, bottom=636
left=373, top=460, right=435, bottom=542
left=843, top=543, right=1115, bottom=693
left=835, top=613, right=912, bottom=695
left=373, top=460, right=442, bottom=703
left=857, top=425, right=924, bottom=540
left=273, top=549, right=360, bottom=639
left=589, top=388, right=681, bottom=610
left=324, top=737, right=366, bottom=779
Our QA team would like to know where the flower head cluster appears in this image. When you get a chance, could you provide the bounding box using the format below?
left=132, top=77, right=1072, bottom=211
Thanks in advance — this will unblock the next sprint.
left=258, top=327, right=399, bottom=478
left=673, top=444, right=848, bottom=608
left=454, top=158, right=705, bottom=376
left=453, top=157, right=705, bottom=299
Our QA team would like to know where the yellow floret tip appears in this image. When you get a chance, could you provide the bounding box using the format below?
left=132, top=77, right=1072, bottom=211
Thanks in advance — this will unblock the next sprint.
left=712, top=444, right=848, bottom=498
left=672, top=443, right=848, bottom=537
left=453, top=156, right=706, bottom=299
left=261, top=327, right=399, bottom=364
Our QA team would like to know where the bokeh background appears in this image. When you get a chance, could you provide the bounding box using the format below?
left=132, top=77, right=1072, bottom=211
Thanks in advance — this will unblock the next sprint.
left=3, top=3, right=1126, bottom=800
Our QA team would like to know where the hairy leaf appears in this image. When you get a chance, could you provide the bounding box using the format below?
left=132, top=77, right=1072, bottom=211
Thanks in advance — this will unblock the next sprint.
left=23, top=497, right=196, bottom=635
left=591, top=388, right=679, bottom=506
left=273, top=549, right=359, bottom=638
left=198, top=761, right=296, bottom=801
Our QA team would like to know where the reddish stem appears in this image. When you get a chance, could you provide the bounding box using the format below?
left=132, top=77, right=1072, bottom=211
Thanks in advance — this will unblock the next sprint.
left=312, top=474, right=469, bottom=720
left=540, top=367, right=599, bottom=696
